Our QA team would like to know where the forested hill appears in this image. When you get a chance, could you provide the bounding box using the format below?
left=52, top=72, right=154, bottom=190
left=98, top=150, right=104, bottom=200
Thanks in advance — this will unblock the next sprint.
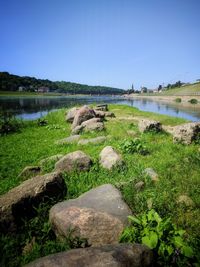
left=0, top=72, right=125, bottom=95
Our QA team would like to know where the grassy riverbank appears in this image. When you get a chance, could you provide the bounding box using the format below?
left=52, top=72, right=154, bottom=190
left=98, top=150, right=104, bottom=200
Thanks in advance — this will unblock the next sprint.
left=1, top=104, right=200, bottom=266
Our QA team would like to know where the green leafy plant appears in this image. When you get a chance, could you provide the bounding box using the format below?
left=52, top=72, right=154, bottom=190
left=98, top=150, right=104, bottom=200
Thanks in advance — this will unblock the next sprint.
left=188, top=99, right=198, bottom=104
left=119, top=138, right=148, bottom=155
left=0, top=112, right=23, bottom=135
left=120, top=209, right=194, bottom=266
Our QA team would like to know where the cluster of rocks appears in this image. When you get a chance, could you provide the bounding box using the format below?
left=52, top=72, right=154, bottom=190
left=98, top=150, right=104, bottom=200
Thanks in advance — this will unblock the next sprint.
left=0, top=170, right=153, bottom=267
left=138, top=118, right=200, bottom=145
left=66, top=105, right=115, bottom=135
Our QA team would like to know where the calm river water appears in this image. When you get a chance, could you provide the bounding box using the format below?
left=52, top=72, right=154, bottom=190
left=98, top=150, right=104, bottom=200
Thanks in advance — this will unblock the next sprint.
left=0, top=95, right=200, bottom=121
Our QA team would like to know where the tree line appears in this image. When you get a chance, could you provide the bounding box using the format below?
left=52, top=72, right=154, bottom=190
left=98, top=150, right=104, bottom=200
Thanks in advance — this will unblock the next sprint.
left=0, top=72, right=125, bottom=95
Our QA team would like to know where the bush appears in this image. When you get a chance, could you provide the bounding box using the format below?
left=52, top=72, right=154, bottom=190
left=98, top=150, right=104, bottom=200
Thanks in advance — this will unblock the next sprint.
left=0, top=112, right=23, bottom=135
left=120, top=209, right=196, bottom=266
left=119, top=138, right=148, bottom=155
left=175, top=98, right=182, bottom=103
left=188, top=99, right=198, bottom=104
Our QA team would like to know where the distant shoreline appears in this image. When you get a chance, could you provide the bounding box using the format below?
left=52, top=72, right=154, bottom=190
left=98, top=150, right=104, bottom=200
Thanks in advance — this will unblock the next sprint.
left=0, top=91, right=122, bottom=97
left=124, top=94, right=200, bottom=109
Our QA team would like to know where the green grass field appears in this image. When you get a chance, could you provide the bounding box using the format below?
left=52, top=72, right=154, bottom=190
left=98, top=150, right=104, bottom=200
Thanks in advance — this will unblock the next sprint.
left=160, top=83, right=200, bottom=96
left=0, top=104, right=200, bottom=266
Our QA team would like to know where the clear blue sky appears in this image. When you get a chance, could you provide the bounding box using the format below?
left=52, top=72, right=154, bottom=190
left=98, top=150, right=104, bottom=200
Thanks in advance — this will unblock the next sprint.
left=1, top=0, right=200, bottom=89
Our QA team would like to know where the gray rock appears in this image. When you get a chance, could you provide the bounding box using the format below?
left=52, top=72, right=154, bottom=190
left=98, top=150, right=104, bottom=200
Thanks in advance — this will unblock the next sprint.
left=65, top=107, right=79, bottom=122
left=177, top=195, right=194, bottom=207
left=138, top=119, right=162, bottom=133
left=100, top=146, right=123, bottom=170
left=55, top=135, right=81, bottom=145
left=172, top=122, right=200, bottom=144
left=54, top=151, right=92, bottom=173
left=25, top=243, right=153, bottom=267
left=78, top=136, right=106, bottom=145
left=105, top=112, right=116, bottom=118
left=135, top=181, right=145, bottom=191
left=94, top=110, right=106, bottom=118
left=71, top=125, right=84, bottom=134
left=72, top=106, right=96, bottom=129
left=0, top=172, right=66, bottom=233
left=49, top=184, right=132, bottom=246
left=144, top=168, right=159, bottom=182
left=95, top=104, right=108, bottom=111
left=39, top=154, right=64, bottom=166
left=18, top=166, right=41, bottom=179
left=83, top=120, right=104, bottom=132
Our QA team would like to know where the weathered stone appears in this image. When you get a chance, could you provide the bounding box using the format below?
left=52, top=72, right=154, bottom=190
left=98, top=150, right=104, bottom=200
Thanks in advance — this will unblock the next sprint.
left=138, top=119, right=162, bottom=133
left=39, top=154, right=64, bottom=166
left=18, top=166, right=41, bottom=179
left=144, top=168, right=159, bottom=182
left=71, top=125, right=84, bottom=134
left=72, top=106, right=96, bottom=129
left=177, top=195, right=194, bottom=207
left=100, top=146, right=123, bottom=170
left=81, top=118, right=104, bottom=132
left=135, top=181, right=145, bottom=191
left=95, top=104, right=108, bottom=111
left=50, top=184, right=132, bottom=246
left=94, top=110, right=106, bottom=118
left=0, top=172, right=66, bottom=233
left=54, top=151, right=92, bottom=173
left=81, top=117, right=102, bottom=126
left=25, top=243, right=153, bottom=267
left=105, top=111, right=116, bottom=118
left=172, top=122, right=200, bottom=145
left=65, top=107, right=79, bottom=122
left=55, top=135, right=81, bottom=145
left=78, top=136, right=106, bottom=145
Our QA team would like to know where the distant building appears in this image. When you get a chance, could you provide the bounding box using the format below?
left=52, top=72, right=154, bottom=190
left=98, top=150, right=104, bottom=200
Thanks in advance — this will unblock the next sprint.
left=37, top=87, right=49, bottom=93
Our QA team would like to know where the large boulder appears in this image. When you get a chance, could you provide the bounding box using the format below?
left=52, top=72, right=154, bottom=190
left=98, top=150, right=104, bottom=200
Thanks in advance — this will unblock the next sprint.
left=72, top=106, right=96, bottom=129
left=100, top=146, right=123, bottom=170
left=138, top=119, right=162, bottom=133
left=55, top=135, right=81, bottom=145
left=0, top=172, right=66, bottom=233
left=50, top=184, right=132, bottom=246
left=25, top=243, right=153, bottom=267
left=82, top=118, right=104, bottom=132
left=172, top=122, right=200, bottom=144
left=65, top=107, right=79, bottom=122
left=54, top=151, right=92, bottom=173
left=78, top=136, right=106, bottom=145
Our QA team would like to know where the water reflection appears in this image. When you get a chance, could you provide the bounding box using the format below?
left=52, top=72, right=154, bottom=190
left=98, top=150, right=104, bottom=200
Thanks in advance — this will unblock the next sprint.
left=0, top=95, right=200, bottom=121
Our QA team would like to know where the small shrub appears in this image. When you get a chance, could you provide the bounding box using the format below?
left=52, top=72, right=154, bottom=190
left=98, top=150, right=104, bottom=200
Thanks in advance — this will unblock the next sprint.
left=188, top=99, right=198, bottom=104
left=37, top=118, right=48, bottom=126
left=120, top=209, right=195, bottom=266
left=175, top=98, right=182, bottom=103
left=0, top=112, right=23, bottom=135
left=119, top=138, right=148, bottom=155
